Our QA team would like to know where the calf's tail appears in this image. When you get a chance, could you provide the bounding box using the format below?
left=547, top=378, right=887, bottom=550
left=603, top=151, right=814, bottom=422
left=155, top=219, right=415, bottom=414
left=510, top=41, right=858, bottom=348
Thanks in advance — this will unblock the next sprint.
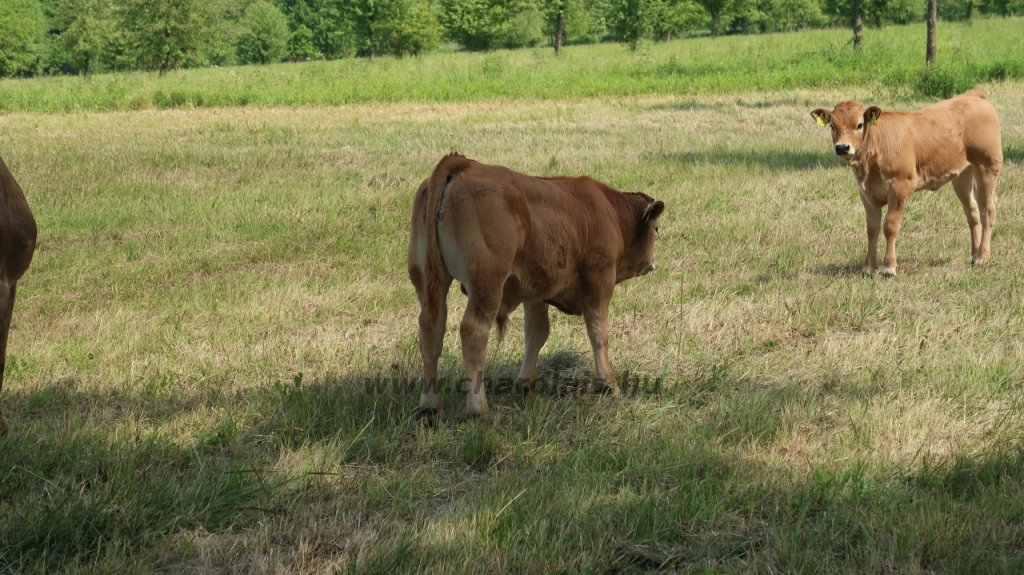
left=424, top=153, right=471, bottom=322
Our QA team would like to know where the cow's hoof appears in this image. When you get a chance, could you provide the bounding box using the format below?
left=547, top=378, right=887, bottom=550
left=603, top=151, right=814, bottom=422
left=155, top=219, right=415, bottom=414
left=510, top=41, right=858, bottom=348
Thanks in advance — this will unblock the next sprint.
left=880, top=267, right=897, bottom=278
left=971, top=256, right=986, bottom=266
left=861, top=267, right=875, bottom=276
left=413, top=407, right=442, bottom=426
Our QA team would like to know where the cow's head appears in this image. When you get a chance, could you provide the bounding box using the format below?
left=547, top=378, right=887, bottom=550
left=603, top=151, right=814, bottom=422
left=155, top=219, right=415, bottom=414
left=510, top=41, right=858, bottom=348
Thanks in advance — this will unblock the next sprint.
left=811, top=101, right=881, bottom=158
left=620, top=195, right=665, bottom=281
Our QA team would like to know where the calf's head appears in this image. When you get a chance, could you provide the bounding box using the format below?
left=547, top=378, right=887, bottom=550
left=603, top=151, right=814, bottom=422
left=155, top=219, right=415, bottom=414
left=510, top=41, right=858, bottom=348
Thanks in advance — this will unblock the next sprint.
left=619, top=195, right=665, bottom=281
left=811, top=101, right=881, bottom=158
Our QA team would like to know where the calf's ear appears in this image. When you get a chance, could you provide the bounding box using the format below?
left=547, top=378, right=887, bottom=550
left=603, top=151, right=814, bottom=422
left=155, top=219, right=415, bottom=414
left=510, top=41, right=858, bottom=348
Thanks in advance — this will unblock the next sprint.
left=642, top=201, right=665, bottom=223
left=810, top=108, right=830, bottom=127
left=864, top=106, right=882, bottom=126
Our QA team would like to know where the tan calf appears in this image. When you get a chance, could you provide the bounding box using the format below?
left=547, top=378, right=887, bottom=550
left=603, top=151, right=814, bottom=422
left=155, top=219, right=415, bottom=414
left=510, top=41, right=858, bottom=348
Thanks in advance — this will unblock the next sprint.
left=0, top=154, right=38, bottom=434
left=811, top=89, right=1002, bottom=277
left=408, top=154, right=664, bottom=417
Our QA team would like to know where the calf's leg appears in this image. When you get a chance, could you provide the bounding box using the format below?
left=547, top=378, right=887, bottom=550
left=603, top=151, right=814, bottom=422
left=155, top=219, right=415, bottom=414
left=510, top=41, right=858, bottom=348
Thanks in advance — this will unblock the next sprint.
left=881, top=182, right=913, bottom=278
left=974, top=165, right=999, bottom=265
left=582, top=279, right=620, bottom=396
left=460, top=280, right=504, bottom=416
left=951, top=167, right=982, bottom=263
left=0, top=281, right=14, bottom=435
left=860, top=194, right=882, bottom=274
left=517, top=302, right=550, bottom=393
left=416, top=276, right=452, bottom=416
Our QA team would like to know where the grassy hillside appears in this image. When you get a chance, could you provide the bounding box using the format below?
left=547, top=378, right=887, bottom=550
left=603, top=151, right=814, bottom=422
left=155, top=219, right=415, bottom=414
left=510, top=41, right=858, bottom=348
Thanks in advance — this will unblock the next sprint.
left=0, top=18, right=1023, bottom=113
left=0, top=79, right=1023, bottom=572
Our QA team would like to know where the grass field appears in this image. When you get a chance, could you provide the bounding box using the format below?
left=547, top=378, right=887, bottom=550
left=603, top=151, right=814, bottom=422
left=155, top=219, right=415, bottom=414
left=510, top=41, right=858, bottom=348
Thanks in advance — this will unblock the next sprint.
left=0, top=18, right=1023, bottom=113
left=2, top=54, right=1024, bottom=571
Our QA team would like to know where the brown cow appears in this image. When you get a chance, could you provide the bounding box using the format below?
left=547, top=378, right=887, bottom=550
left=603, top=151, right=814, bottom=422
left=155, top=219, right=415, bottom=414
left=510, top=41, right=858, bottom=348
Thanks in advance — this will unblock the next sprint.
left=407, top=154, right=664, bottom=417
left=811, top=89, right=1002, bottom=277
left=0, top=154, right=37, bottom=434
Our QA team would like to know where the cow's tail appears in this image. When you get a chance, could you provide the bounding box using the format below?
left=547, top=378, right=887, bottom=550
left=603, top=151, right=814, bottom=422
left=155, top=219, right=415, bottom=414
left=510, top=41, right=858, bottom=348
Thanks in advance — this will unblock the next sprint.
left=424, top=153, right=471, bottom=323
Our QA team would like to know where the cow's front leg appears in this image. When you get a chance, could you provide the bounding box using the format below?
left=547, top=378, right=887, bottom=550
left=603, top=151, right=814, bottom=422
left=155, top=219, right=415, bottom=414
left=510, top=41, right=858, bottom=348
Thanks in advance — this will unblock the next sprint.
left=860, top=193, right=882, bottom=274
left=881, top=182, right=912, bottom=278
left=416, top=277, right=452, bottom=418
left=517, top=301, right=550, bottom=394
left=582, top=279, right=619, bottom=396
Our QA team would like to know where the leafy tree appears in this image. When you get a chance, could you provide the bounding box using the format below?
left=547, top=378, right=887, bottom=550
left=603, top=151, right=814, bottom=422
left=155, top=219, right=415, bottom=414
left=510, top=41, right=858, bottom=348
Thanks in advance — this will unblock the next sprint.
left=54, top=0, right=113, bottom=75
left=287, top=23, right=320, bottom=59
left=237, top=1, right=290, bottom=64
left=382, top=0, right=440, bottom=56
left=437, top=0, right=542, bottom=50
left=120, top=0, right=206, bottom=74
left=610, top=0, right=654, bottom=50
left=308, top=1, right=358, bottom=59
left=0, top=0, right=46, bottom=77
left=693, top=0, right=734, bottom=37
left=984, top=0, right=1024, bottom=16
left=768, top=0, right=823, bottom=30
left=650, top=0, right=708, bottom=39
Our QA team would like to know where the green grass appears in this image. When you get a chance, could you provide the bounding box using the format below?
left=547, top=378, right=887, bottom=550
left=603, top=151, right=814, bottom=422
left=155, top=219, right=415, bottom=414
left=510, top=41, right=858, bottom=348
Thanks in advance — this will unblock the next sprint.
left=1, top=18, right=1023, bottom=113
left=1, top=74, right=1024, bottom=571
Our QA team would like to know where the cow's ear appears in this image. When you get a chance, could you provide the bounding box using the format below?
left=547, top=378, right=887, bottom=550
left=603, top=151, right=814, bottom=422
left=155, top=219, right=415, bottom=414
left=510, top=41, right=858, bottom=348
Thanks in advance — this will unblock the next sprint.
left=642, top=201, right=664, bottom=223
left=811, top=108, right=830, bottom=127
left=864, top=106, right=882, bottom=126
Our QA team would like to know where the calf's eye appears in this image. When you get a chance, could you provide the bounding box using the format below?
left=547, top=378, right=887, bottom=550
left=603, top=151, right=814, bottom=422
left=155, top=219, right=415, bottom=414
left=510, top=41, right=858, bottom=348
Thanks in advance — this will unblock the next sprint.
left=857, top=123, right=863, bottom=130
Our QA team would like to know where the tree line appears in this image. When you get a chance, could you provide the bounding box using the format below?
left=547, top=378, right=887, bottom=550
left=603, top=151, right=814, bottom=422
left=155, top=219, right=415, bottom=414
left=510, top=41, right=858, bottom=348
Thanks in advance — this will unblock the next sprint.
left=0, top=0, right=1019, bottom=78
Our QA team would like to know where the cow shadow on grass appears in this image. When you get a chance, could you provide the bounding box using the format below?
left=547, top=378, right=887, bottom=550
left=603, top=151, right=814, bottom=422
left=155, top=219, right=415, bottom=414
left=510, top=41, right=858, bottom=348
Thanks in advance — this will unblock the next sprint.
left=648, top=150, right=833, bottom=171
left=645, top=97, right=815, bottom=113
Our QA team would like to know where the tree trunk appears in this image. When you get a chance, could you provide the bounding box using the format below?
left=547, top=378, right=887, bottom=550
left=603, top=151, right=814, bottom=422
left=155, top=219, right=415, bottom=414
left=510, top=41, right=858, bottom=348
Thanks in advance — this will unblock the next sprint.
left=926, top=0, right=937, bottom=65
left=711, top=13, right=719, bottom=39
left=555, top=9, right=564, bottom=56
left=966, top=0, right=973, bottom=19
left=853, top=0, right=862, bottom=49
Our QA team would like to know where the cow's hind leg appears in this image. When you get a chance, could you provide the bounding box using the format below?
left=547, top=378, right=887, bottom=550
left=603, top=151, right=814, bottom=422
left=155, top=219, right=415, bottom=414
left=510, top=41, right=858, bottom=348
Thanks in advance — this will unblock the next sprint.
left=0, top=281, right=14, bottom=435
left=952, top=166, right=982, bottom=263
left=974, top=164, right=1000, bottom=265
left=517, top=302, right=550, bottom=394
left=416, top=274, right=453, bottom=418
left=460, top=280, right=504, bottom=416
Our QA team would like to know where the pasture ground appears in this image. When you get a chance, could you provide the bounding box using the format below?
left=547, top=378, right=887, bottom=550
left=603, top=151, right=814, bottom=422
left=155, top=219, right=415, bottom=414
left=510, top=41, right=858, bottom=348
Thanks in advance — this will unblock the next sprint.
left=1, top=80, right=1024, bottom=573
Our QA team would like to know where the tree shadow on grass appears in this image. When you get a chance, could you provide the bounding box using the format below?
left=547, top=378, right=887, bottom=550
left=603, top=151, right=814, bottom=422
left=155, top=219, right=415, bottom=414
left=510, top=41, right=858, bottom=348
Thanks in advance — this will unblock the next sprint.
left=6, top=362, right=1024, bottom=573
left=1004, top=144, right=1024, bottom=165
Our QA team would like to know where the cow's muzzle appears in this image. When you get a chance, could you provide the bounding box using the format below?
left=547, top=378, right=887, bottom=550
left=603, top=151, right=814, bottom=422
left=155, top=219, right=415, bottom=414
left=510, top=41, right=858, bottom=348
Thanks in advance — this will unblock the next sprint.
left=642, top=262, right=657, bottom=275
left=834, top=143, right=852, bottom=156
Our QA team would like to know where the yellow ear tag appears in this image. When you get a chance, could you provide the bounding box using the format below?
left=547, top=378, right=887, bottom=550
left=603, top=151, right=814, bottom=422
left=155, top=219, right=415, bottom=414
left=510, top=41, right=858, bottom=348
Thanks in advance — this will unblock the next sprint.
left=815, top=116, right=827, bottom=127
left=870, top=115, right=877, bottom=126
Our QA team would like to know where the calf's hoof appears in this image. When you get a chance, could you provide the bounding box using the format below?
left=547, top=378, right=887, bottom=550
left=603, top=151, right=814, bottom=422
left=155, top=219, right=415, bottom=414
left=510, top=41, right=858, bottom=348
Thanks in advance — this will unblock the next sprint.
left=413, top=406, right=443, bottom=426
left=880, top=267, right=897, bottom=278
left=971, top=256, right=986, bottom=266
left=861, top=266, right=875, bottom=276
